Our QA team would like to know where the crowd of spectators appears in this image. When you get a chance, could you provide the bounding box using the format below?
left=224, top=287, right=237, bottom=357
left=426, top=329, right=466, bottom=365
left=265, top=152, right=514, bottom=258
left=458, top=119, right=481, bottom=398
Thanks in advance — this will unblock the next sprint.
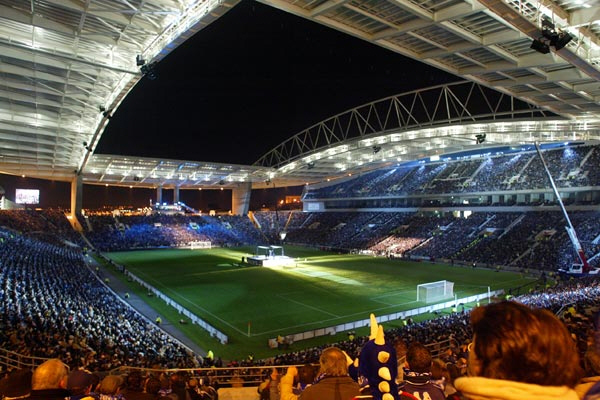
left=84, top=214, right=263, bottom=252
left=0, top=227, right=203, bottom=371
left=3, top=206, right=600, bottom=398
left=305, top=143, right=600, bottom=199
left=0, top=209, right=84, bottom=247
left=3, top=204, right=600, bottom=276
left=2, top=142, right=600, bottom=398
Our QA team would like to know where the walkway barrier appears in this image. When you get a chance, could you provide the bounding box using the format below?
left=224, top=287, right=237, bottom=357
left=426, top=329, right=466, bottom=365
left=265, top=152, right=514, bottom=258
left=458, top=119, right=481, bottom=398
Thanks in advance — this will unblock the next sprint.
left=122, top=268, right=229, bottom=344
left=271, top=291, right=503, bottom=345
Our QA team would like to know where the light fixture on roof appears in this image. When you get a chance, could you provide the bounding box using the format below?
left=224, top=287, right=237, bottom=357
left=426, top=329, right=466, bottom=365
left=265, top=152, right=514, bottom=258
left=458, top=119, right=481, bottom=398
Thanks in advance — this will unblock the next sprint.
left=137, top=54, right=158, bottom=80
left=530, top=38, right=550, bottom=54
left=532, top=18, right=572, bottom=53
left=99, top=106, right=112, bottom=119
left=475, top=133, right=486, bottom=144
left=542, top=18, right=572, bottom=50
left=372, top=145, right=381, bottom=154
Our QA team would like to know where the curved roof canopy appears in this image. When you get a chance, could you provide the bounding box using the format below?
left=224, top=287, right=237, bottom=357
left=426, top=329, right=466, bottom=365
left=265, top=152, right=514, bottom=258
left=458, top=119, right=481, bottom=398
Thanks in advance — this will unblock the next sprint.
left=0, top=0, right=239, bottom=181
left=2, top=0, right=600, bottom=190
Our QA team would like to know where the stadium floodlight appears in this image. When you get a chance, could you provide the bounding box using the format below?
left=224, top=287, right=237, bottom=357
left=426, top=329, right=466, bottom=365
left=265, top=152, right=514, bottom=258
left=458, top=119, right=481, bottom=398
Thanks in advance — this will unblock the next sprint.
left=541, top=18, right=557, bottom=41
left=553, top=32, right=572, bottom=50
left=140, top=61, right=158, bottom=80
left=99, top=106, right=112, bottom=119
left=136, top=54, right=146, bottom=66
left=532, top=17, right=572, bottom=53
left=531, top=38, right=550, bottom=54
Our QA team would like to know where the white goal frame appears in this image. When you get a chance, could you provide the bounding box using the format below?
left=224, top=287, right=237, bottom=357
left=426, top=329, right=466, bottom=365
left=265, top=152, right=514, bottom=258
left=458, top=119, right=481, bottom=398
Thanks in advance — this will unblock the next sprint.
left=417, top=280, right=454, bottom=303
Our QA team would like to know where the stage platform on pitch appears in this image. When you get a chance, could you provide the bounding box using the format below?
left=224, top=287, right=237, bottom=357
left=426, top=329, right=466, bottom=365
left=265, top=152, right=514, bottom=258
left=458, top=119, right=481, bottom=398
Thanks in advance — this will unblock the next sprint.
left=247, top=255, right=296, bottom=268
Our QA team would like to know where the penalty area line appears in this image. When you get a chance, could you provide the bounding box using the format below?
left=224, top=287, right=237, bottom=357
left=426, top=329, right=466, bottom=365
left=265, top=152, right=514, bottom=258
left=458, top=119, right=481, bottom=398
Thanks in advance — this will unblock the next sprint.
left=275, top=293, right=340, bottom=318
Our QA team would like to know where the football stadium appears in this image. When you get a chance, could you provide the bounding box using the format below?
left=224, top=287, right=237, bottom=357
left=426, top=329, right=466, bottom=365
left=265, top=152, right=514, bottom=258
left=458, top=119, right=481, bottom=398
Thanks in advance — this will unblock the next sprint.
left=1, top=0, right=600, bottom=399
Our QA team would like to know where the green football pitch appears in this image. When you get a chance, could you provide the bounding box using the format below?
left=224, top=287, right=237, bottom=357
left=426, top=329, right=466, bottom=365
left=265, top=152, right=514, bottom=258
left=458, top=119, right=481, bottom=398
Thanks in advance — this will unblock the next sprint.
left=105, top=246, right=537, bottom=359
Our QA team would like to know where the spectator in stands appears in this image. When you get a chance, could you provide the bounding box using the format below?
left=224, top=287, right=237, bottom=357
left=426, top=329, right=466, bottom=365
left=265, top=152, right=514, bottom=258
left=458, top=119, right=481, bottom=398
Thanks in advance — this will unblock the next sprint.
left=141, top=377, right=162, bottom=400
left=399, top=343, right=445, bottom=400
left=169, top=372, right=189, bottom=400
left=279, top=364, right=317, bottom=400
left=228, top=371, right=244, bottom=388
left=199, top=379, right=218, bottom=400
left=67, top=369, right=99, bottom=400
left=98, top=375, right=125, bottom=400
left=430, top=358, right=449, bottom=394
left=258, top=372, right=272, bottom=400
left=0, top=368, right=32, bottom=400
left=282, top=347, right=359, bottom=400
left=394, top=339, right=408, bottom=384
left=269, top=368, right=281, bottom=400
left=120, top=371, right=144, bottom=400
left=454, top=301, right=582, bottom=400
left=185, top=378, right=201, bottom=400
left=29, top=358, right=70, bottom=400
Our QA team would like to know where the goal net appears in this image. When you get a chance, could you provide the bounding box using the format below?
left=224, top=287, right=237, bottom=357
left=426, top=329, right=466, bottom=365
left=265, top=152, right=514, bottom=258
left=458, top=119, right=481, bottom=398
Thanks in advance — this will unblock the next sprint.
left=417, top=280, right=454, bottom=303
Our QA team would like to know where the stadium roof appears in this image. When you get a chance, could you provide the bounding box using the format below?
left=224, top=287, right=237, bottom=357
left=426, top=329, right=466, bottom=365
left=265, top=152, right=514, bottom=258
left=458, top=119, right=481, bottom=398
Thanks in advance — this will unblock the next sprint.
left=1, top=0, right=600, bottom=190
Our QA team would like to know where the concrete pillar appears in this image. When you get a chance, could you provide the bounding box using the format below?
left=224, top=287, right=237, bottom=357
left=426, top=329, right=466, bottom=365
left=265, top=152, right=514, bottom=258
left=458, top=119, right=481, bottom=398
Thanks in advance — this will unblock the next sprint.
left=69, top=175, right=84, bottom=232
left=174, top=186, right=180, bottom=203
left=70, top=174, right=83, bottom=217
left=156, top=186, right=163, bottom=204
left=231, top=182, right=252, bottom=215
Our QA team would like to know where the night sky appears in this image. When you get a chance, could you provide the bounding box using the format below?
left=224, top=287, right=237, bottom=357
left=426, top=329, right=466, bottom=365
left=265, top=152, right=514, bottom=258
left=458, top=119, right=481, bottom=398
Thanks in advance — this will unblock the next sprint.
left=1, top=0, right=459, bottom=210
left=95, top=0, right=458, bottom=164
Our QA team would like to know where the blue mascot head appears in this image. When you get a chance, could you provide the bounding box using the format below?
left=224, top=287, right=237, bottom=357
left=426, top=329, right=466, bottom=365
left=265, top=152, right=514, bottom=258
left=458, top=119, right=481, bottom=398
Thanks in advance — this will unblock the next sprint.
left=357, top=313, right=400, bottom=400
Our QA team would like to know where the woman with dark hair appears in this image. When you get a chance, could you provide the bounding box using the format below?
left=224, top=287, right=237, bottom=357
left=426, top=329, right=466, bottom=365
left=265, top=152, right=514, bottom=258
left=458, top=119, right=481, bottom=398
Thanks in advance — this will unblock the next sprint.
left=454, top=301, right=582, bottom=400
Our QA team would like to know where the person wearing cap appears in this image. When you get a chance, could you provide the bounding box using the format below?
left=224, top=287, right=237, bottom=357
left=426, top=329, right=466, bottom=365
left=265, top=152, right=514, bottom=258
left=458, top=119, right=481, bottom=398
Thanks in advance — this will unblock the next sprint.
left=98, top=375, right=126, bottom=400
left=29, top=359, right=70, bottom=400
left=0, top=368, right=32, bottom=400
left=67, top=370, right=100, bottom=400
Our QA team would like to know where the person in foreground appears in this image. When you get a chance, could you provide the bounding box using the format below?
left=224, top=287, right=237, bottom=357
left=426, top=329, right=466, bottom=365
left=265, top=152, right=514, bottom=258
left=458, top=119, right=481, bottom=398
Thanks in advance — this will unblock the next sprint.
left=454, top=301, right=582, bottom=400
left=281, top=346, right=360, bottom=400
left=28, top=358, right=70, bottom=400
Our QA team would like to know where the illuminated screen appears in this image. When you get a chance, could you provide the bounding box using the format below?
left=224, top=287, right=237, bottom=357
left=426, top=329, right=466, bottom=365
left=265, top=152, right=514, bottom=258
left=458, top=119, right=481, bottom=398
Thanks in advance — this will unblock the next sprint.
left=15, top=189, right=40, bottom=205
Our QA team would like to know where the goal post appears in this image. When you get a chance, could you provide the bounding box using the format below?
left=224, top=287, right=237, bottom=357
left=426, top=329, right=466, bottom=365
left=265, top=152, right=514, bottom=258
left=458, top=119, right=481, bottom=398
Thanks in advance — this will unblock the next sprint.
left=417, top=280, right=454, bottom=303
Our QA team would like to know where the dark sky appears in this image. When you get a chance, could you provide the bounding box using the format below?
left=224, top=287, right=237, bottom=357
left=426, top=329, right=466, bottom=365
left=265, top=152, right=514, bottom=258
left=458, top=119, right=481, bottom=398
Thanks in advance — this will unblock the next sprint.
left=1, top=0, right=460, bottom=210
left=96, top=0, right=458, bottom=165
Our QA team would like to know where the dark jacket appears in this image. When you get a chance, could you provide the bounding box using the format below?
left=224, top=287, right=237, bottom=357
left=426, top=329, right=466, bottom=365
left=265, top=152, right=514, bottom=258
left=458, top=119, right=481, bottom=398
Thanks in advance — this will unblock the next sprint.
left=29, top=388, right=70, bottom=400
left=299, top=376, right=360, bottom=400
left=400, top=372, right=446, bottom=400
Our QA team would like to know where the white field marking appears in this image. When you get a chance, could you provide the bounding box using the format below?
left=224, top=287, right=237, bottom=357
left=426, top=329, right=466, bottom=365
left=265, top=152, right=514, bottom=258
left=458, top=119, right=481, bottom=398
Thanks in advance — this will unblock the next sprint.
left=292, top=267, right=364, bottom=286
left=371, top=290, right=414, bottom=300
left=129, top=267, right=248, bottom=335
left=188, top=266, right=262, bottom=277
left=255, top=297, right=425, bottom=336
left=275, top=293, right=340, bottom=318
left=371, top=297, right=419, bottom=306
left=370, top=290, right=415, bottom=305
